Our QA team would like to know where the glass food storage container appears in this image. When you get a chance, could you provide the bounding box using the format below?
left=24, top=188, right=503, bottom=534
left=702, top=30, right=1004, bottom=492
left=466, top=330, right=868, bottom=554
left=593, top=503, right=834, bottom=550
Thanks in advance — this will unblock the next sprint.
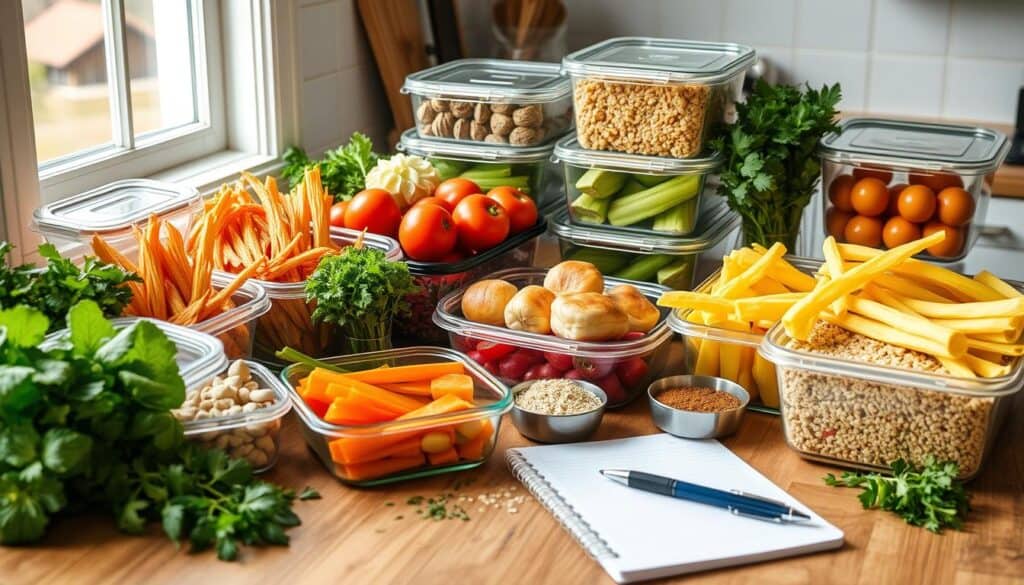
left=553, top=133, right=721, bottom=236
left=397, top=128, right=561, bottom=211
left=191, top=273, right=271, bottom=360
left=32, top=179, right=202, bottom=264
left=819, top=118, right=1009, bottom=262
left=667, top=257, right=821, bottom=415
left=400, top=219, right=546, bottom=345
left=281, top=347, right=512, bottom=486
left=549, top=200, right=739, bottom=290
left=244, top=227, right=403, bottom=367
left=562, top=37, right=755, bottom=158
left=402, top=58, right=573, bottom=147
left=175, top=360, right=292, bottom=473
left=433, top=267, right=683, bottom=408
left=759, top=301, right=1024, bottom=481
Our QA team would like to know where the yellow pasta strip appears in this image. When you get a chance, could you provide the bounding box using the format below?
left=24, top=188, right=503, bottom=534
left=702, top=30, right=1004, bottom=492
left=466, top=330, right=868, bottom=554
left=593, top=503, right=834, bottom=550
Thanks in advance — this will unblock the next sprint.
left=732, top=247, right=816, bottom=292
left=845, top=295, right=966, bottom=357
left=749, top=277, right=789, bottom=295
left=822, top=236, right=848, bottom=317
left=892, top=295, right=1024, bottom=319
left=822, top=312, right=961, bottom=359
left=657, top=291, right=736, bottom=315
left=930, top=316, right=1022, bottom=335
left=733, top=293, right=805, bottom=323
left=973, top=330, right=1022, bottom=344
left=963, top=353, right=1011, bottom=378
left=974, top=270, right=1022, bottom=299
left=872, top=273, right=956, bottom=303
left=717, top=242, right=787, bottom=299
left=965, top=337, right=1024, bottom=356
left=935, top=356, right=976, bottom=378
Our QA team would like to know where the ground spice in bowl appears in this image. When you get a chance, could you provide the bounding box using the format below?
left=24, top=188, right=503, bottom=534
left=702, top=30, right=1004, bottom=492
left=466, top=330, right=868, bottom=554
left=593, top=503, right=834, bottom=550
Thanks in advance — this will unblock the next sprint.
left=655, top=386, right=741, bottom=413
left=514, top=379, right=603, bottom=415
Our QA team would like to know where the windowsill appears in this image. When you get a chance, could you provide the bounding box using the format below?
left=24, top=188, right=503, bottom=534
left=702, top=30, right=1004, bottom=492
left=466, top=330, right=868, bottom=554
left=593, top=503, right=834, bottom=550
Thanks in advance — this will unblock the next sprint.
left=149, top=149, right=283, bottom=195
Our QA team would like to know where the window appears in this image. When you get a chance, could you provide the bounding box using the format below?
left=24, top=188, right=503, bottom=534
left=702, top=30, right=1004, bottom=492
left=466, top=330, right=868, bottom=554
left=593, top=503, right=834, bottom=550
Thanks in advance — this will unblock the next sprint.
left=23, top=0, right=225, bottom=203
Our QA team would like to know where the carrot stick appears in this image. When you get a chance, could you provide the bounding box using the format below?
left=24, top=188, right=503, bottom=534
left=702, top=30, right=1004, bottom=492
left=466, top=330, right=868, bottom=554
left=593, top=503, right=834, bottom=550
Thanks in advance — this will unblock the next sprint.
left=380, top=381, right=434, bottom=397
left=336, top=454, right=426, bottom=482
left=339, top=362, right=466, bottom=385
left=329, top=436, right=422, bottom=465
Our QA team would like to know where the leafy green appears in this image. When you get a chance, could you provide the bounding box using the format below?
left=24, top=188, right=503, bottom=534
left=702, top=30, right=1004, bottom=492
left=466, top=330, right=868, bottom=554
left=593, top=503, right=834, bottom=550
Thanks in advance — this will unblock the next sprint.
left=0, top=242, right=137, bottom=332
left=824, top=457, right=969, bottom=533
left=0, top=301, right=314, bottom=559
left=306, top=247, right=418, bottom=341
left=281, top=132, right=380, bottom=200
left=712, top=81, right=841, bottom=248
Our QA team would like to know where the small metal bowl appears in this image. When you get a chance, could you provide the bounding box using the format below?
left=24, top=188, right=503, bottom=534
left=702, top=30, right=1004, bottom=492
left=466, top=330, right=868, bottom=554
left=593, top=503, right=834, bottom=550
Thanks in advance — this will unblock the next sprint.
left=510, top=379, right=607, bottom=443
left=648, top=375, right=749, bottom=439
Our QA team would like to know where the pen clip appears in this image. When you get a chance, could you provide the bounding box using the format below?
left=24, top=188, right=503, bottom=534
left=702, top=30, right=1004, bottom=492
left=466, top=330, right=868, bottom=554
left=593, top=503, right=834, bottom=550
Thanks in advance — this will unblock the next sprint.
left=729, top=489, right=788, bottom=507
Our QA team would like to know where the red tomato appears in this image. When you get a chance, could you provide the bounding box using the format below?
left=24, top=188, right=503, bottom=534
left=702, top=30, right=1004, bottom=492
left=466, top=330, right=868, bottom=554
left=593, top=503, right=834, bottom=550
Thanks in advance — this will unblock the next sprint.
left=329, top=201, right=348, bottom=227
left=451, top=194, right=510, bottom=252
left=435, top=178, right=481, bottom=209
left=398, top=205, right=457, bottom=261
left=412, top=196, right=453, bottom=213
left=486, top=186, right=538, bottom=233
left=344, top=189, right=402, bottom=236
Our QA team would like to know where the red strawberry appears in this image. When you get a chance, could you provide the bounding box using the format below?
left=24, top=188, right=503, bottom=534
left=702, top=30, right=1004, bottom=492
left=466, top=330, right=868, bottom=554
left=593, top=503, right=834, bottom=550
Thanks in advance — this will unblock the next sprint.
left=542, top=351, right=573, bottom=372
left=615, top=357, right=649, bottom=388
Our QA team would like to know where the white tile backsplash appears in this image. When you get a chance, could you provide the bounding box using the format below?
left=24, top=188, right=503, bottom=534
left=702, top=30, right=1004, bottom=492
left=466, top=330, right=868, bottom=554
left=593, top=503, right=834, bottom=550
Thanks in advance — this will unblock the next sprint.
left=723, top=0, right=796, bottom=47
left=873, top=0, right=950, bottom=55
left=301, top=73, right=344, bottom=153
left=657, top=0, right=723, bottom=41
left=796, top=0, right=871, bottom=51
left=867, top=55, right=945, bottom=117
left=949, top=0, right=1024, bottom=60
left=944, top=59, right=1024, bottom=123
left=792, top=50, right=868, bottom=110
left=298, top=1, right=342, bottom=81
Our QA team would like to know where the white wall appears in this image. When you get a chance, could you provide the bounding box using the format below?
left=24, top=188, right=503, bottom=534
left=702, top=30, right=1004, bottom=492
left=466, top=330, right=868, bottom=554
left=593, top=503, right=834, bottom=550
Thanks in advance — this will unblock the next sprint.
left=293, top=0, right=391, bottom=155
left=460, top=0, right=1024, bottom=124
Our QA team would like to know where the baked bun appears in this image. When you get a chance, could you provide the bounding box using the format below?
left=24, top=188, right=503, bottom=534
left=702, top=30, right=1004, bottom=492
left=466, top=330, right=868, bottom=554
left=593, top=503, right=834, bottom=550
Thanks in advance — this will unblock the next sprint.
left=607, top=284, right=660, bottom=333
left=462, top=279, right=517, bottom=326
left=543, top=261, right=604, bottom=295
left=550, top=292, right=629, bottom=341
left=504, top=285, right=556, bottom=334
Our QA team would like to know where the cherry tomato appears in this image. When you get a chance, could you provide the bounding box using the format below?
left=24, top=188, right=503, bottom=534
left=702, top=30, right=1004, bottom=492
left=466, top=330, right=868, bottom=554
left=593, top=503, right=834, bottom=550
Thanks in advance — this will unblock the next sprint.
left=329, top=201, right=348, bottom=227
left=343, top=189, right=402, bottom=236
left=435, top=178, right=481, bottom=210
left=486, top=186, right=538, bottom=233
left=398, top=205, right=457, bottom=261
left=910, top=172, right=963, bottom=193
left=412, top=196, right=453, bottom=213
left=451, top=194, right=510, bottom=252
left=852, top=166, right=893, bottom=184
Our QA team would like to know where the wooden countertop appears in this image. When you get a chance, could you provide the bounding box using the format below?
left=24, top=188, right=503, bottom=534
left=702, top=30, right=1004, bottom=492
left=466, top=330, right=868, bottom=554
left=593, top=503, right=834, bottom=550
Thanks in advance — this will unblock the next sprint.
left=4, top=389, right=1022, bottom=585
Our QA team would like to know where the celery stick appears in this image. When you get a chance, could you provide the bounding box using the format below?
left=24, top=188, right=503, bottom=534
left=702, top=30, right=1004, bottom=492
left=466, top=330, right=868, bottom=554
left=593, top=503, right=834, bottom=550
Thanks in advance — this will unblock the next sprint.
left=461, top=164, right=513, bottom=179
left=619, top=179, right=647, bottom=197
left=567, top=248, right=631, bottom=274
left=431, top=159, right=466, bottom=180
left=570, top=194, right=610, bottom=223
left=607, top=175, right=701, bottom=226
left=657, top=259, right=694, bottom=290
left=614, top=254, right=674, bottom=282
left=470, top=175, right=531, bottom=192
left=652, top=198, right=698, bottom=233
left=632, top=173, right=671, bottom=188
left=575, top=169, right=627, bottom=199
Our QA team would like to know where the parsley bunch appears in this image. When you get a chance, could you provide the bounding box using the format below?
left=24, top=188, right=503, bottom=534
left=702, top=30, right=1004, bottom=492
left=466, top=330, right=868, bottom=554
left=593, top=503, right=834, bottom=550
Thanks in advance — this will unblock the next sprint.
left=712, top=81, right=841, bottom=248
left=281, top=132, right=380, bottom=200
left=0, top=301, right=316, bottom=559
left=824, top=457, right=969, bottom=533
left=0, top=242, right=137, bottom=330
left=306, top=247, right=418, bottom=346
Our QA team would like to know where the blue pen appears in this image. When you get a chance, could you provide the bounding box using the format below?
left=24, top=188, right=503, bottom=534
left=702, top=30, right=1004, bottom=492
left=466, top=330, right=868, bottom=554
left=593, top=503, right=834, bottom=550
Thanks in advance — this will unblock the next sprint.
left=600, top=469, right=811, bottom=524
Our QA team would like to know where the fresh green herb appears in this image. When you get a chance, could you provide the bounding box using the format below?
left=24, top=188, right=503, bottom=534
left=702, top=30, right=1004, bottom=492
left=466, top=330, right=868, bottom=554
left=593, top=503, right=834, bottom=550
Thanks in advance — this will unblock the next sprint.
left=275, top=346, right=349, bottom=373
left=410, top=493, right=470, bottom=522
left=824, top=457, right=969, bottom=533
left=298, top=486, right=322, bottom=501
left=281, top=132, right=380, bottom=200
left=713, top=81, right=842, bottom=248
left=305, top=247, right=418, bottom=348
left=0, top=301, right=312, bottom=559
left=0, top=243, right=137, bottom=331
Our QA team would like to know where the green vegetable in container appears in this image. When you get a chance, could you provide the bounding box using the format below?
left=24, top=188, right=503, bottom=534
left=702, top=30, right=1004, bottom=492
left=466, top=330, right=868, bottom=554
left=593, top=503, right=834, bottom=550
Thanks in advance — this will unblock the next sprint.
left=281, top=132, right=380, bottom=200
left=570, top=194, right=610, bottom=224
left=566, top=248, right=631, bottom=275
left=306, top=246, right=419, bottom=353
left=607, top=174, right=701, bottom=227
left=613, top=254, right=675, bottom=282
left=713, top=80, right=841, bottom=249
left=575, top=169, right=627, bottom=199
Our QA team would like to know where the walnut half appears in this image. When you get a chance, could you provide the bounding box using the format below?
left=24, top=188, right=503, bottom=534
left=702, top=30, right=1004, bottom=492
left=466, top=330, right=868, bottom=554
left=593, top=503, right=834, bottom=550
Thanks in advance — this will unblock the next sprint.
left=512, top=105, right=543, bottom=128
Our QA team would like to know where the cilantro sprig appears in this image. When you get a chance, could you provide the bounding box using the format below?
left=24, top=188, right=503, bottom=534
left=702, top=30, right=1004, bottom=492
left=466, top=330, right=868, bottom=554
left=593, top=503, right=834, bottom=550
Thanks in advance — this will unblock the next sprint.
left=712, top=81, right=841, bottom=248
left=824, top=457, right=970, bottom=533
left=282, top=132, right=379, bottom=200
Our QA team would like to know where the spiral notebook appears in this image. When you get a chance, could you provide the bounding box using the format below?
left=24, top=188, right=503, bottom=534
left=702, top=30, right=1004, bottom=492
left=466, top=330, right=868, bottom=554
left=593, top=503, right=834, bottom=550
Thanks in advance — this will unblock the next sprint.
left=507, top=434, right=844, bottom=583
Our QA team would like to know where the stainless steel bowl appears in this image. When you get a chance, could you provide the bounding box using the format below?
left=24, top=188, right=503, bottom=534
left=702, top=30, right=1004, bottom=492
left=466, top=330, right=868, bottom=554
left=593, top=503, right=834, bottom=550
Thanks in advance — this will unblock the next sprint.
left=510, top=379, right=607, bottom=443
left=648, top=375, right=749, bottom=439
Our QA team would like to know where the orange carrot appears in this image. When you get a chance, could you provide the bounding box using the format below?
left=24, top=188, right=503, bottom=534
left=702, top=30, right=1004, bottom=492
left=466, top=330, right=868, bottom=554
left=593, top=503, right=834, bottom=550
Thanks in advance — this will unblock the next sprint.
left=329, top=436, right=422, bottom=465
left=456, top=419, right=494, bottom=461
left=427, top=448, right=459, bottom=466
left=341, top=362, right=465, bottom=385
left=430, top=374, right=475, bottom=403
left=323, top=398, right=400, bottom=425
left=337, top=454, right=426, bottom=482
left=380, top=381, right=434, bottom=397
left=323, top=378, right=426, bottom=414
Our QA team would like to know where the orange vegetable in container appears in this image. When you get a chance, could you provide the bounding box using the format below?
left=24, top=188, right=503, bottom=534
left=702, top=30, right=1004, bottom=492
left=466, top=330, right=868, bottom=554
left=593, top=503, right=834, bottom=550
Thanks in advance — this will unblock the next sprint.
left=850, top=178, right=890, bottom=217
left=910, top=172, right=963, bottom=193
left=844, top=215, right=884, bottom=248
left=936, top=187, right=975, bottom=227
left=853, top=167, right=893, bottom=184
left=828, top=174, right=856, bottom=212
left=923, top=222, right=964, bottom=258
left=826, top=207, right=853, bottom=239
left=897, top=185, right=937, bottom=223
left=883, top=216, right=922, bottom=249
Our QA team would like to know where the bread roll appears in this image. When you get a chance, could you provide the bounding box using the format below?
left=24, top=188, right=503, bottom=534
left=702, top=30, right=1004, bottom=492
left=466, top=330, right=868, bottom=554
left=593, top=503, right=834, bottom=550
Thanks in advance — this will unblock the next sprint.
left=550, top=292, right=629, bottom=341
left=607, top=284, right=660, bottom=333
left=462, top=279, right=517, bottom=326
left=504, top=285, right=555, bottom=334
left=543, top=261, right=604, bottom=295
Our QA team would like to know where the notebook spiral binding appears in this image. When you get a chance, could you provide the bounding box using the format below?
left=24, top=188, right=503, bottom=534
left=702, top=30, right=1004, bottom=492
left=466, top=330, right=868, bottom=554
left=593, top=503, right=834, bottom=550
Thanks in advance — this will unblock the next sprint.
left=506, top=449, right=618, bottom=561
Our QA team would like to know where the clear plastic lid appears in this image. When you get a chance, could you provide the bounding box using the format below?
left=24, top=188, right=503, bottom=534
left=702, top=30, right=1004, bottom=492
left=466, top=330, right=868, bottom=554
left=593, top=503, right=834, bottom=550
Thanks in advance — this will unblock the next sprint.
left=818, top=118, right=1010, bottom=173
left=190, top=273, right=271, bottom=337
left=433, top=267, right=674, bottom=357
left=667, top=256, right=821, bottom=348
left=181, top=360, right=292, bottom=435
left=33, top=179, right=201, bottom=237
left=563, top=37, right=755, bottom=84
left=550, top=199, right=738, bottom=255
left=552, top=133, right=721, bottom=173
left=281, top=346, right=512, bottom=437
left=402, top=58, right=571, bottom=103
left=397, top=127, right=554, bottom=163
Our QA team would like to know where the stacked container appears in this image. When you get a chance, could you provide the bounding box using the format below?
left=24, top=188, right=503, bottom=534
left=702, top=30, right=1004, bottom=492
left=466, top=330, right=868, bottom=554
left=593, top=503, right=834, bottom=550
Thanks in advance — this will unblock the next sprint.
left=32, top=179, right=202, bottom=264
left=818, top=118, right=1009, bottom=262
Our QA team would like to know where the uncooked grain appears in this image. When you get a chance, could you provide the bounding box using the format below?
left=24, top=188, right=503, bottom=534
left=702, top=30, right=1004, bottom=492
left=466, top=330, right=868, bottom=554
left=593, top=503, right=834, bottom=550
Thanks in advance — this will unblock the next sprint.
left=780, top=322, right=994, bottom=479
left=515, top=379, right=602, bottom=415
